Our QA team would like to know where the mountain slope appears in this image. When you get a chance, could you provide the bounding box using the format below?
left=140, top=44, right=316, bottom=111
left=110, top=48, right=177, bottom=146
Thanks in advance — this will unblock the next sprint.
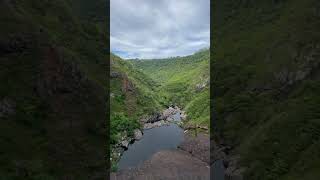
left=213, top=0, right=320, bottom=179
left=110, top=53, right=163, bottom=170
left=131, top=49, right=210, bottom=127
left=0, top=0, right=107, bottom=179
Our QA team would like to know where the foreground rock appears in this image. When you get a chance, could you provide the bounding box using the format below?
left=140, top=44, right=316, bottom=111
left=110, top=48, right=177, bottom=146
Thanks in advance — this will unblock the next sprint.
left=133, top=129, right=143, bottom=140
left=210, top=138, right=244, bottom=180
left=110, top=150, right=210, bottom=180
left=178, top=131, right=210, bottom=164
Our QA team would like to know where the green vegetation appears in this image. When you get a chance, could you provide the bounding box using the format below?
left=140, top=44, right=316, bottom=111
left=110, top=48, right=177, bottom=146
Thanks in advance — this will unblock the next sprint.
left=131, top=49, right=210, bottom=127
left=0, top=0, right=107, bottom=179
left=110, top=113, right=140, bottom=144
left=110, top=53, right=163, bottom=169
left=213, top=0, right=320, bottom=179
left=110, top=50, right=210, bottom=169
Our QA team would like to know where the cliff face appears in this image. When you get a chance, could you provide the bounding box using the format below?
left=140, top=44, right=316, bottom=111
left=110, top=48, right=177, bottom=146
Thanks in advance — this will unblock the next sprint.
left=212, top=0, right=320, bottom=179
left=0, top=0, right=107, bottom=179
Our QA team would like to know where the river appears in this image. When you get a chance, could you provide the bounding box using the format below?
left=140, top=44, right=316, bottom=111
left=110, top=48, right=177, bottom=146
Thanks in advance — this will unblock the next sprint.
left=118, top=112, right=184, bottom=170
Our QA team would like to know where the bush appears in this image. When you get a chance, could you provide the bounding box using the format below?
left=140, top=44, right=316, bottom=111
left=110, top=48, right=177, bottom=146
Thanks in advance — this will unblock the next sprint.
left=110, top=113, right=140, bottom=144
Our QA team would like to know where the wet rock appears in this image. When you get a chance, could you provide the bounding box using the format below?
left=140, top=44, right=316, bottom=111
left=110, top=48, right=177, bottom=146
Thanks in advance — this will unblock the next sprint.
left=121, top=140, right=129, bottom=149
left=134, top=129, right=143, bottom=140
left=143, top=120, right=169, bottom=130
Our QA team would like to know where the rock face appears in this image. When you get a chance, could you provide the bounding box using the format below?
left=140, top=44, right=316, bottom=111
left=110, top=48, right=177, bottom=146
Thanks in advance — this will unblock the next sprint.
left=111, top=150, right=210, bottom=180
left=210, top=138, right=244, bottom=180
left=178, top=132, right=210, bottom=164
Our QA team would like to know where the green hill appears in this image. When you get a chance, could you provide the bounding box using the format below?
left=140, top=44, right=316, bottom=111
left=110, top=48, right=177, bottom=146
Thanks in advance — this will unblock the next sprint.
left=110, top=53, right=163, bottom=170
left=0, top=0, right=107, bottom=178
left=131, top=49, right=210, bottom=127
left=213, top=0, right=320, bottom=179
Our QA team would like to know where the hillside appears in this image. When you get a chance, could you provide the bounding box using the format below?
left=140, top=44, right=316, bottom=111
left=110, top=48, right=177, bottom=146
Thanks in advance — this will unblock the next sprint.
left=110, top=53, right=163, bottom=170
left=0, top=0, right=107, bottom=179
left=212, top=0, right=320, bottom=179
left=131, top=49, right=210, bottom=127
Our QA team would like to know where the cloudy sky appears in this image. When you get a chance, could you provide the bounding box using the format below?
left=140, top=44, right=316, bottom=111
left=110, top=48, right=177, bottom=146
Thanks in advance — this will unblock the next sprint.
left=111, top=0, right=210, bottom=59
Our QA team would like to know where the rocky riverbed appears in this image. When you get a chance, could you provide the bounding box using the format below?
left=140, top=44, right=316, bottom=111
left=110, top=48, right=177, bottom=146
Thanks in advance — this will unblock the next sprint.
left=111, top=106, right=243, bottom=179
left=111, top=130, right=210, bottom=180
left=110, top=106, right=187, bottom=167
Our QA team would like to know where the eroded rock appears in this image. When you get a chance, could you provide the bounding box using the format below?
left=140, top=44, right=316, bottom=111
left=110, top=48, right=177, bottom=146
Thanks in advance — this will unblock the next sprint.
left=134, top=129, right=143, bottom=140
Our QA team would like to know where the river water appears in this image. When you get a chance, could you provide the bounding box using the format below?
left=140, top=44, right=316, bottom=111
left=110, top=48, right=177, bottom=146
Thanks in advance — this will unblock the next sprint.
left=118, top=113, right=184, bottom=170
left=117, top=111, right=224, bottom=180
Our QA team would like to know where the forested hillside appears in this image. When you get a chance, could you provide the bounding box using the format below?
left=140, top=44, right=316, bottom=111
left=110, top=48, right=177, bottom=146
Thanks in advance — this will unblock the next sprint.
left=212, top=0, right=320, bottom=179
left=110, top=53, right=163, bottom=167
left=131, top=49, right=210, bottom=127
left=0, top=0, right=107, bottom=178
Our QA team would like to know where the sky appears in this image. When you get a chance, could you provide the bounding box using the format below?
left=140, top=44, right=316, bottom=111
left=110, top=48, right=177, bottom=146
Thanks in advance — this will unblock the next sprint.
left=110, top=0, right=210, bottom=59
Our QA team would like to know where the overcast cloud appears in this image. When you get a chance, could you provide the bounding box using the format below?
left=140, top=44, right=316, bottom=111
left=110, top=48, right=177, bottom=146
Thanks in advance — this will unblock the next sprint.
left=111, top=0, right=210, bottom=59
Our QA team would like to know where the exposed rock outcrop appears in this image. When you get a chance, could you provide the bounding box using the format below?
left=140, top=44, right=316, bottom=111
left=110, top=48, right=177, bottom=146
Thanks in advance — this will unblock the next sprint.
left=134, top=129, right=143, bottom=140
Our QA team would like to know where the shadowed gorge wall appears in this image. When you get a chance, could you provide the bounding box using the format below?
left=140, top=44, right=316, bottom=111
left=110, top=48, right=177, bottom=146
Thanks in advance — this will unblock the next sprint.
left=212, top=0, right=320, bottom=179
left=0, top=0, right=108, bottom=179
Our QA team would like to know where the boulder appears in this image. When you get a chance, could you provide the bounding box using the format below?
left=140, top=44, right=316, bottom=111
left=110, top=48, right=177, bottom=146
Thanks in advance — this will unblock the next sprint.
left=121, top=140, right=129, bottom=149
left=134, top=129, right=143, bottom=140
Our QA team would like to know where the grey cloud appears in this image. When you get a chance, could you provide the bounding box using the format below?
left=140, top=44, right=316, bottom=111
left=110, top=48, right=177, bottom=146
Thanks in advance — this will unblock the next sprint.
left=111, top=0, right=210, bottom=59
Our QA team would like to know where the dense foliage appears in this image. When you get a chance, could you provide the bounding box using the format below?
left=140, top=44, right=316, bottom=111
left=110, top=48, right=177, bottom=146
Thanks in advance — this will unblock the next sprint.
left=212, top=0, right=320, bottom=179
left=0, top=0, right=107, bottom=178
left=131, top=49, right=210, bottom=127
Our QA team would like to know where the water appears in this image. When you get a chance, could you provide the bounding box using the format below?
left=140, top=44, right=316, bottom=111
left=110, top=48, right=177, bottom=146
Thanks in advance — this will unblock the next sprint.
left=118, top=123, right=184, bottom=170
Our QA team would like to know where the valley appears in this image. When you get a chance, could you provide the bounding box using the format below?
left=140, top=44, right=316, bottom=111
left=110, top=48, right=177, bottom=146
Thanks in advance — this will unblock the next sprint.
left=110, top=49, right=211, bottom=179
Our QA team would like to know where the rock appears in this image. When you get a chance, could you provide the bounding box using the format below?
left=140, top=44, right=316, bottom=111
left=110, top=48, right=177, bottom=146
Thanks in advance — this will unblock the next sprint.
left=146, top=112, right=162, bottom=123
left=121, top=140, right=129, bottom=149
left=178, top=132, right=210, bottom=164
left=134, top=129, right=143, bottom=140
left=180, top=112, right=187, bottom=120
left=110, top=71, right=121, bottom=78
left=122, top=77, right=134, bottom=92
left=0, top=98, right=15, bottom=118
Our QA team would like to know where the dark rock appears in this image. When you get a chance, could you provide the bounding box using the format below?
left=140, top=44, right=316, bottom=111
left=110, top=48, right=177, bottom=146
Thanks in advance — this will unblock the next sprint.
left=0, top=98, right=15, bottom=118
left=121, top=140, right=129, bottom=149
left=110, top=71, right=121, bottom=78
